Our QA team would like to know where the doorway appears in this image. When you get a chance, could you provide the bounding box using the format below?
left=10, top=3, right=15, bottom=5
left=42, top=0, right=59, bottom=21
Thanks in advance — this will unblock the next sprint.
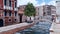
left=19, top=14, right=23, bottom=23
left=0, top=19, right=3, bottom=27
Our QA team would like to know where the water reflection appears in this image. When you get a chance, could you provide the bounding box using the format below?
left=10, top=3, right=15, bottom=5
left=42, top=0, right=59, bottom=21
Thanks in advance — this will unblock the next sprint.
left=15, top=21, right=52, bottom=34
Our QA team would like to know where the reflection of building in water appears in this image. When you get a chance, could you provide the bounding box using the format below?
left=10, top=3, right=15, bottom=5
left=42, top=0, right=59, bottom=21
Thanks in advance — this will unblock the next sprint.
left=15, top=21, right=51, bottom=34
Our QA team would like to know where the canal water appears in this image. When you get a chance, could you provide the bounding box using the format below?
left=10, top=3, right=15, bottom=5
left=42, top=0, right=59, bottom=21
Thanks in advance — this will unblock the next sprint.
left=15, top=21, right=52, bottom=34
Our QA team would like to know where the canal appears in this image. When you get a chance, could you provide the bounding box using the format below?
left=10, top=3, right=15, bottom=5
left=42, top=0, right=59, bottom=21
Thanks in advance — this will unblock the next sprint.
left=15, top=20, right=52, bottom=34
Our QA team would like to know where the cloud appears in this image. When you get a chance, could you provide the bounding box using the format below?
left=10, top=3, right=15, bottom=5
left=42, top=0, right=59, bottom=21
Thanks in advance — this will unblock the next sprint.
left=48, top=0, right=56, bottom=6
left=17, top=0, right=39, bottom=7
left=17, top=0, right=56, bottom=7
left=40, top=2, right=46, bottom=6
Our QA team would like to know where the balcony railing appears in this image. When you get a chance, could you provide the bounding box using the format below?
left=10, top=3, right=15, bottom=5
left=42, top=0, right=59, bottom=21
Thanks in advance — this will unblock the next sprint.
left=4, top=5, right=13, bottom=10
left=4, top=6, right=18, bottom=11
left=14, top=8, right=18, bottom=11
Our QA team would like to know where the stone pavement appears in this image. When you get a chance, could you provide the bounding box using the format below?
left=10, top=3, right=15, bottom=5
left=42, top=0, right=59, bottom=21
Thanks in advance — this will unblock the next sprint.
left=0, top=22, right=35, bottom=34
left=50, top=22, right=60, bottom=34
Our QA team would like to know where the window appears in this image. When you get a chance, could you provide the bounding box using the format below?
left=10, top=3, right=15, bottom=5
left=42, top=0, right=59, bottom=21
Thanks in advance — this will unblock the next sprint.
left=15, top=19, right=16, bottom=21
left=9, top=11, right=11, bottom=16
left=15, top=2, right=17, bottom=8
left=38, top=8, right=39, bottom=11
left=9, top=0, right=11, bottom=7
left=15, top=12, right=17, bottom=16
left=4, top=0, right=7, bottom=5
left=4, top=0, right=12, bottom=7
left=47, top=7, right=51, bottom=10
left=43, top=12, right=46, bottom=16
left=47, top=11, right=51, bottom=15
left=4, top=10, right=7, bottom=16
left=15, top=0, right=17, bottom=1
left=56, top=1, right=60, bottom=3
left=9, top=19, right=11, bottom=21
left=15, top=0, right=17, bottom=8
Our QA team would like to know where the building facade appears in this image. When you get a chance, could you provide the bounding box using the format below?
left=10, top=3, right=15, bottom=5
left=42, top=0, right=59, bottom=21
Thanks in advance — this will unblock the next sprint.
left=18, top=5, right=40, bottom=22
left=56, top=0, right=60, bottom=16
left=0, top=0, right=18, bottom=27
left=35, top=5, right=56, bottom=20
left=18, top=5, right=27, bottom=23
left=43, top=5, right=51, bottom=16
left=55, top=0, right=60, bottom=22
left=35, top=5, right=56, bottom=17
left=50, top=5, right=56, bottom=15
left=35, top=6, right=43, bottom=19
left=43, top=5, right=56, bottom=21
left=43, top=5, right=56, bottom=16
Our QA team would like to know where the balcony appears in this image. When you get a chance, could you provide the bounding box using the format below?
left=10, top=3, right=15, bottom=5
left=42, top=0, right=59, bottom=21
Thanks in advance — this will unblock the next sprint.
left=14, top=8, right=18, bottom=11
left=4, top=5, right=13, bottom=10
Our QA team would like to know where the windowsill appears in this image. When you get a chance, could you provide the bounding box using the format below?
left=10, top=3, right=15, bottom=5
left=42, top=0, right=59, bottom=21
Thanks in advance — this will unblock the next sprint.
left=4, top=16, right=11, bottom=17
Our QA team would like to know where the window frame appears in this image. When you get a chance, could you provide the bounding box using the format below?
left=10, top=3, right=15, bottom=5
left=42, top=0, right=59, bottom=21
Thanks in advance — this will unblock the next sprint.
left=9, top=0, right=12, bottom=7
left=15, top=11, right=17, bottom=16
left=4, top=10, right=7, bottom=16
left=9, top=11, right=12, bottom=16
left=14, top=0, right=17, bottom=8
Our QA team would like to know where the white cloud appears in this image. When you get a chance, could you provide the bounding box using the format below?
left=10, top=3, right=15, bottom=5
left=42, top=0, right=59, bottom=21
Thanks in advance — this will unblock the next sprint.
left=17, top=0, right=39, bottom=7
left=17, top=0, right=56, bottom=7
left=48, top=1, right=56, bottom=6
left=40, top=2, right=46, bottom=6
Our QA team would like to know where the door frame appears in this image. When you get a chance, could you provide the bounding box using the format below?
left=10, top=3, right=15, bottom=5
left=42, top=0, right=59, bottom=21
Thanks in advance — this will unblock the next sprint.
left=19, top=14, right=23, bottom=23
left=0, top=19, right=4, bottom=27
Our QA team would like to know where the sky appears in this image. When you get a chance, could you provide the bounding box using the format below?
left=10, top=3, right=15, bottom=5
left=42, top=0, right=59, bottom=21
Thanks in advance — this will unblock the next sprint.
left=17, top=0, right=56, bottom=7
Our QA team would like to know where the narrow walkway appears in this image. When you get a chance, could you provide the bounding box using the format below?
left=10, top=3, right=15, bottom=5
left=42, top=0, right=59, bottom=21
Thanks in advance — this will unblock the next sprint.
left=50, top=22, right=60, bottom=34
left=0, top=22, right=35, bottom=34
